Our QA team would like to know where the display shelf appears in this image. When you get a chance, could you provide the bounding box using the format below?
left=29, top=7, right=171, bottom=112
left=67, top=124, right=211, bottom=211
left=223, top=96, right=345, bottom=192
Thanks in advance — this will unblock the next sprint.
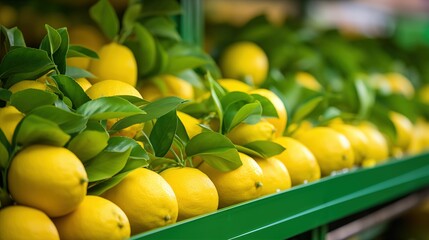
left=130, top=152, right=429, bottom=240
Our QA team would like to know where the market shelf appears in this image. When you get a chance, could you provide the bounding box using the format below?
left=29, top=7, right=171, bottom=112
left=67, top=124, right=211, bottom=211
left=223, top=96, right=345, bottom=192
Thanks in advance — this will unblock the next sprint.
left=131, top=152, right=429, bottom=240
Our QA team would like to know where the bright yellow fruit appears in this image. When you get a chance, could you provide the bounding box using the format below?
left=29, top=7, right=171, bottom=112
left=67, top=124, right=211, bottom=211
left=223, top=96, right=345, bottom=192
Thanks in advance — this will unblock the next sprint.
left=84, top=79, right=142, bottom=99
left=329, top=123, right=369, bottom=166
left=219, top=41, right=268, bottom=86
left=288, top=120, right=313, bottom=138
left=0, top=205, right=59, bottom=240
left=160, top=167, right=218, bottom=220
left=199, top=152, right=264, bottom=208
left=8, top=145, right=88, bottom=217
left=384, top=72, right=415, bottom=98
left=255, top=157, right=291, bottom=196
left=389, top=111, right=413, bottom=150
left=8, top=80, right=47, bottom=93
left=177, top=111, right=201, bottom=139
left=295, top=72, right=322, bottom=91
left=101, top=168, right=178, bottom=235
left=53, top=195, right=130, bottom=240
left=218, top=78, right=253, bottom=92
left=139, top=75, right=194, bottom=101
left=407, top=118, right=429, bottom=154
left=272, top=136, right=321, bottom=186
left=296, top=127, right=355, bottom=176
left=88, top=42, right=137, bottom=86
left=357, top=122, right=389, bottom=163
left=418, top=84, right=429, bottom=104
left=75, top=78, right=92, bottom=92
left=0, top=106, right=24, bottom=143
left=249, top=88, right=287, bottom=137
left=226, top=119, right=276, bottom=146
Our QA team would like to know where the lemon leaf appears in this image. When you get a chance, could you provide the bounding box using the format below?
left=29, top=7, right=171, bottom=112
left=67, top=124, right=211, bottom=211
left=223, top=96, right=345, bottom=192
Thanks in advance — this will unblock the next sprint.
left=141, top=16, right=181, bottom=41
left=118, top=138, right=149, bottom=173
left=87, top=171, right=129, bottom=196
left=242, top=141, right=285, bottom=158
left=85, top=148, right=131, bottom=182
left=1, top=26, right=26, bottom=48
left=0, top=88, right=11, bottom=103
left=250, top=93, right=278, bottom=118
left=52, top=75, right=90, bottom=108
left=67, top=121, right=109, bottom=162
left=186, top=132, right=241, bottom=172
left=125, top=24, right=157, bottom=76
left=67, top=45, right=99, bottom=59
left=65, top=66, right=96, bottom=79
left=0, top=130, right=10, bottom=169
left=29, top=105, right=87, bottom=134
left=292, top=96, right=324, bottom=123
left=150, top=110, right=177, bottom=157
left=89, top=0, right=119, bottom=41
left=39, top=24, right=61, bottom=58
left=368, top=102, right=397, bottom=144
left=14, top=114, right=70, bottom=147
left=76, top=96, right=143, bottom=120
left=10, top=89, right=58, bottom=114
left=122, top=3, right=142, bottom=33
left=140, top=0, right=181, bottom=17
left=165, top=55, right=209, bottom=74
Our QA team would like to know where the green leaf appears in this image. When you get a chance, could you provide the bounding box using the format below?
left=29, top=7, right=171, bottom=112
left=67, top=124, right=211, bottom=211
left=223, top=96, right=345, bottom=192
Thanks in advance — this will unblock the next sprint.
left=1, top=26, right=26, bottom=48
left=186, top=132, right=241, bottom=172
left=0, top=88, right=11, bottom=102
left=118, top=138, right=149, bottom=173
left=292, top=96, right=324, bottom=123
left=0, top=130, right=10, bottom=169
left=29, top=105, right=87, bottom=134
left=176, top=70, right=204, bottom=89
left=354, top=77, right=374, bottom=119
left=87, top=171, right=129, bottom=195
left=251, top=93, right=278, bottom=118
left=125, top=24, right=157, bottom=76
left=89, top=0, right=119, bottom=40
left=67, top=121, right=109, bottom=162
left=85, top=136, right=136, bottom=182
left=122, top=3, right=142, bottom=33
left=140, top=0, right=181, bottom=17
left=368, top=102, right=397, bottom=144
left=0, top=48, right=56, bottom=88
left=52, top=28, right=69, bottom=74
left=165, top=56, right=209, bottom=74
left=145, top=39, right=169, bottom=76
left=65, top=66, right=96, bottom=79
left=242, top=140, right=285, bottom=158
left=52, top=75, right=90, bottom=108
left=141, top=16, right=180, bottom=41
left=206, top=72, right=225, bottom=132
left=378, top=94, right=418, bottom=123
left=111, top=96, right=185, bottom=130
left=225, top=102, right=262, bottom=133
left=39, top=24, right=62, bottom=58
left=10, top=89, right=58, bottom=114
left=67, top=45, right=99, bottom=59
left=149, top=110, right=177, bottom=157
left=76, top=96, right=143, bottom=120
left=14, top=114, right=70, bottom=147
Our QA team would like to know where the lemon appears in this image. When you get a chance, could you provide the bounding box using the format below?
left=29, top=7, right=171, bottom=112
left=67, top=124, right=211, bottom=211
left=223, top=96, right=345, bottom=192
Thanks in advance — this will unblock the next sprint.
left=295, top=72, right=322, bottom=91
left=418, top=84, right=429, bottom=104
left=329, top=123, right=369, bottom=166
left=8, top=80, right=47, bottom=93
left=138, top=75, right=194, bottom=101
left=272, top=136, right=321, bottom=186
left=0, top=106, right=24, bottom=143
left=288, top=120, right=313, bottom=138
left=226, top=119, right=276, bottom=146
left=357, top=122, right=389, bottom=163
left=8, top=145, right=88, bottom=217
left=389, top=111, right=413, bottom=150
left=255, top=157, right=291, bottom=196
left=53, top=195, right=130, bottom=240
left=199, top=152, right=263, bottom=208
left=296, top=127, right=355, bottom=176
left=101, top=168, right=178, bottom=234
left=86, top=79, right=141, bottom=99
left=75, top=78, right=92, bottom=92
left=177, top=111, right=201, bottom=139
left=219, top=41, right=268, bottom=86
left=249, top=88, right=287, bottom=137
left=407, top=118, right=429, bottom=155
left=89, top=42, right=137, bottom=87
left=218, top=78, right=253, bottom=92
left=160, top=167, right=218, bottom=220
left=384, top=72, right=415, bottom=98
left=0, top=205, right=59, bottom=240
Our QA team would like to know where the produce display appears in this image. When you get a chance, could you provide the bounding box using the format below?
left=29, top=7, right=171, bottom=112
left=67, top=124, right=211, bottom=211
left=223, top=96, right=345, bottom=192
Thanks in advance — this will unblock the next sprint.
left=1, top=0, right=429, bottom=239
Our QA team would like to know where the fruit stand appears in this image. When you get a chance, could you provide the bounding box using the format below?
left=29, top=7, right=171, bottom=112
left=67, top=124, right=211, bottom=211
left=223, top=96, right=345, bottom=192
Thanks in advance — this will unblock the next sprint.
left=1, top=0, right=429, bottom=239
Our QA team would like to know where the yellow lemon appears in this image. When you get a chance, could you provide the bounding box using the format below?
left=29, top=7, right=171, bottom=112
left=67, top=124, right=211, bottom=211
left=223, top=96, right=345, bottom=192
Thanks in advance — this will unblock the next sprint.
left=329, top=123, right=369, bottom=166
left=272, top=136, right=321, bottom=186
left=219, top=41, right=268, bottom=86
left=88, top=42, right=137, bottom=86
left=418, top=84, right=429, bottom=105
left=53, top=195, right=130, bottom=240
left=199, top=152, right=263, bottom=208
left=384, top=72, right=415, bottom=98
left=75, top=78, right=92, bottom=92
left=255, top=157, right=291, bottom=196
left=249, top=88, right=287, bottom=137
left=101, top=168, right=178, bottom=235
left=160, top=167, right=218, bottom=221
left=295, top=72, right=322, bottom=91
left=357, top=122, right=389, bottom=163
left=288, top=120, right=313, bottom=138
left=296, top=127, right=355, bottom=176
left=389, top=111, right=413, bottom=150
left=0, top=106, right=24, bottom=143
left=218, top=78, right=253, bottom=92
left=0, top=205, right=59, bottom=240
left=226, top=119, right=276, bottom=146
left=177, top=111, right=201, bottom=139
left=139, top=75, right=194, bottom=101
left=8, top=80, right=47, bottom=93
left=8, top=145, right=88, bottom=217
left=407, top=118, right=429, bottom=155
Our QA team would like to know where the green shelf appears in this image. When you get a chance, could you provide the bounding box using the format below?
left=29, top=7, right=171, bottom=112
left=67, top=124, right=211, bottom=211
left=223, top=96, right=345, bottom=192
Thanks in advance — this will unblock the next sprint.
left=130, top=152, right=429, bottom=240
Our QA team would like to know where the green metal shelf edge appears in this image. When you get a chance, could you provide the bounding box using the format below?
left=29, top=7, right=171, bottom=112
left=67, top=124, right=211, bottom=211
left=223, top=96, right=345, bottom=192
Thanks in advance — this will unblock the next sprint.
left=131, top=152, right=429, bottom=240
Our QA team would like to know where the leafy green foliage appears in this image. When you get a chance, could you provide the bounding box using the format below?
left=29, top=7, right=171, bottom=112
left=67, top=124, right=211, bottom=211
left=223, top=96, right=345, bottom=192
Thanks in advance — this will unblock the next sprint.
left=10, top=89, right=58, bottom=114
left=149, top=110, right=177, bottom=157
left=89, top=0, right=119, bottom=41
left=76, top=96, right=144, bottom=120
